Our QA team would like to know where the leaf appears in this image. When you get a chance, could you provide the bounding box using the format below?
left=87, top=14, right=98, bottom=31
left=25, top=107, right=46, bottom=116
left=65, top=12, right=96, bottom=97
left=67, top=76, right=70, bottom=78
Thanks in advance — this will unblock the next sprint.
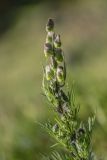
left=42, top=152, right=73, bottom=160
left=88, top=115, right=95, bottom=132
left=50, top=143, right=59, bottom=148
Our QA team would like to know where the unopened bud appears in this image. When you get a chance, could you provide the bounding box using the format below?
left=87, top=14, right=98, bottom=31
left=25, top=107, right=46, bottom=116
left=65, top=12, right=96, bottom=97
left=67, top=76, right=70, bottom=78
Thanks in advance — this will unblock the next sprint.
left=54, top=34, right=61, bottom=48
left=62, top=103, right=70, bottom=114
left=46, top=19, right=54, bottom=32
left=57, top=105, right=63, bottom=114
left=46, top=32, right=53, bottom=43
left=78, top=128, right=85, bottom=136
left=44, top=43, right=53, bottom=57
left=45, top=65, right=54, bottom=81
left=55, top=48, right=63, bottom=63
left=51, top=57, right=57, bottom=69
left=53, top=32, right=56, bottom=40
left=70, top=132, right=76, bottom=142
left=52, top=124, right=59, bottom=132
left=57, top=66, right=64, bottom=83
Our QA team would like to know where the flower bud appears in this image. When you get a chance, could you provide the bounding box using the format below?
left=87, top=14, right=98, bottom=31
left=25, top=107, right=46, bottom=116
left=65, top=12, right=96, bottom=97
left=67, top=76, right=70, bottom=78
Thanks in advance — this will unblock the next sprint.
left=62, top=103, right=70, bottom=114
left=52, top=124, right=59, bottom=132
left=44, top=43, right=53, bottom=57
left=70, top=132, right=76, bottom=142
left=51, top=57, right=57, bottom=69
left=45, top=65, right=54, bottom=81
left=55, top=48, right=63, bottom=63
left=53, top=32, right=56, bottom=40
left=57, top=105, right=63, bottom=114
left=54, top=34, right=61, bottom=48
left=57, top=66, right=64, bottom=83
left=46, top=19, right=54, bottom=32
left=46, top=32, right=53, bottom=43
left=77, top=128, right=85, bottom=136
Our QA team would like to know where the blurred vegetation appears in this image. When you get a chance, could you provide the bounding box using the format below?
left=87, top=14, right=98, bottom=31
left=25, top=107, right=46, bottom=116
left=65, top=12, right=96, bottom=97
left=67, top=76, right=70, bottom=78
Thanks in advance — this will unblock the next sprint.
left=0, top=0, right=107, bottom=159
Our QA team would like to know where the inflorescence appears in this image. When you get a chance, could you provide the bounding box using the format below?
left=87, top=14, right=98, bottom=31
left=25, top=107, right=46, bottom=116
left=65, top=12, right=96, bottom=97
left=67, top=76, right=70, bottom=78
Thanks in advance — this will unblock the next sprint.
left=42, top=19, right=95, bottom=160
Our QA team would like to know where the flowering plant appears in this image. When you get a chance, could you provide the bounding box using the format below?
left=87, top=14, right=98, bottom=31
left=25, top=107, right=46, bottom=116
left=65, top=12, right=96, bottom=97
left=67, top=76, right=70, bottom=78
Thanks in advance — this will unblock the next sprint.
left=42, top=19, right=95, bottom=160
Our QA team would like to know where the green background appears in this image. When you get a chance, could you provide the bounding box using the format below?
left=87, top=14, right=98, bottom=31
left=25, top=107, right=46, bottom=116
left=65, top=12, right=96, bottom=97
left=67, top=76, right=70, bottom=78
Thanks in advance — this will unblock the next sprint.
left=0, top=0, right=107, bottom=159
